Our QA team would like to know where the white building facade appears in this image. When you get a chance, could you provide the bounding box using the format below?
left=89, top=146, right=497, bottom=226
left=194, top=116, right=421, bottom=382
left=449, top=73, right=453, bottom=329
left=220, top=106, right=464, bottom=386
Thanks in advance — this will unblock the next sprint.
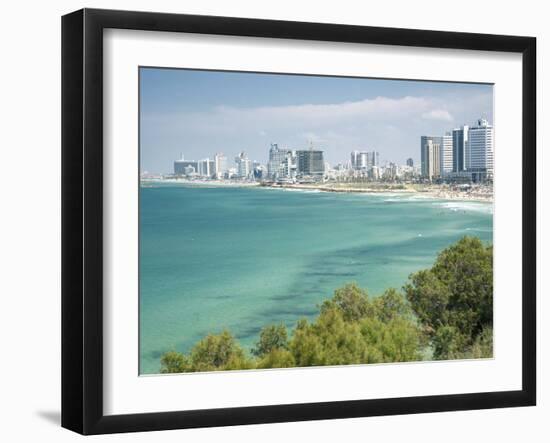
left=467, top=118, right=494, bottom=181
left=351, top=150, right=368, bottom=169
left=420, top=136, right=442, bottom=180
left=197, top=158, right=214, bottom=177
left=235, top=152, right=251, bottom=178
left=214, top=152, right=227, bottom=178
left=440, top=133, right=453, bottom=176
left=351, top=150, right=379, bottom=170
left=268, top=143, right=295, bottom=179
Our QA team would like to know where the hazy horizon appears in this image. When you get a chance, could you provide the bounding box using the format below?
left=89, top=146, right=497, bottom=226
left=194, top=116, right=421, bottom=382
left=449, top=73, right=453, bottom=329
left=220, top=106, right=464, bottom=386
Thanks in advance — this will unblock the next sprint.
left=139, top=68, right=493, bottom=174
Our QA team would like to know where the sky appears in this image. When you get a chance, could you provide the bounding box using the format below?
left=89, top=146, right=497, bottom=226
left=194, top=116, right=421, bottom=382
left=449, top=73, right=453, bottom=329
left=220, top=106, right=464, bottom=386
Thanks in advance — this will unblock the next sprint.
left=139, top=67, right=493, bottom=174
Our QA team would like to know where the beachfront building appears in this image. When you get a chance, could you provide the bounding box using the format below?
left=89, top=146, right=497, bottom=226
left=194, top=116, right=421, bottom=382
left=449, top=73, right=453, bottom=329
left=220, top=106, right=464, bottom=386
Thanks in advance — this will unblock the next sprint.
left=350, top=150, right=368, bottom=170
left=440, top=132, right=453, bottom=176
left=467, top=118, right=494, bottom=182
left=280, top=153, right=296, bottom=178
left=383, top=162, right=399, bottom=181
left=214, top=152, right=227, bottom=178
left=183, top=165, right=195, bottom=175
left=420, top=136, right=442, bottom=181
left=399, top=164, right=415, bottom=180
left=268, top=143, right=296, bottom=179
left=174, top=154, right=199, bottom=176
left=197, top=158, right=215, bottom=177
left=253, top=164, right=267, bottom=180
left=368, top=165, right=380, bottom=180
left=351, top=150, right=379, bottom=170
left=452, top=125, right=469, bottom=173
left=296, top=149, right=325, bottom=177
left=235, top=151, right=251, bottom=179
left=367, top=151, right=380, bottom=168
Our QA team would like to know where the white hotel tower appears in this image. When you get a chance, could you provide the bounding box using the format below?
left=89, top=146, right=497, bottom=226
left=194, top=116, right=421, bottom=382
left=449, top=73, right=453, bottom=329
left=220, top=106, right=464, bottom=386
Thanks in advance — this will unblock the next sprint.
left=440, top=132, right=453, bottom=176
left=214, top=152, right=227, bottom=178
left=467, top=118, right=494, bottom=181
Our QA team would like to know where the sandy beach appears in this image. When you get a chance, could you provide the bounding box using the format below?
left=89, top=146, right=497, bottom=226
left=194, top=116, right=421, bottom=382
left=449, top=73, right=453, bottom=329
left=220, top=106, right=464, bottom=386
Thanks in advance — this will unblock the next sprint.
left=141, top=178, right=261, bottom=188
left=263, top=183, right=493, bottom=203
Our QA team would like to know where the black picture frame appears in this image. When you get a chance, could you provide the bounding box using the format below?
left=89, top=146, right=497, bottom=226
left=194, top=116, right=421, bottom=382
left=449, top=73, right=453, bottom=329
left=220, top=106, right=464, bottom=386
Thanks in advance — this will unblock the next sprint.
left=61, top=8, right=536, bottom=435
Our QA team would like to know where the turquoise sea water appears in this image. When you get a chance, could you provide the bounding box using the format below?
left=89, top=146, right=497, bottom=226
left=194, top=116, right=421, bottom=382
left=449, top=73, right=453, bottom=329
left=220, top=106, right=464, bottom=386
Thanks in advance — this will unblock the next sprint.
left=139, top=185, right=493, bottom=374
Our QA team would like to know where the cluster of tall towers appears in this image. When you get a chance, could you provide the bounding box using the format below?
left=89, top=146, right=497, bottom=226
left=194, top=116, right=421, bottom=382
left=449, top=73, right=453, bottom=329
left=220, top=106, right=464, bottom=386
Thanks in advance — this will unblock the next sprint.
left=350, top=150, right=380, bottom=170
left=174, top=143, right=327, bottom=181
left=174, top=151, right=253, bottom=179
left=267, top=143, right=325, bottom=180
left=421, top=118, right=494, bottom=182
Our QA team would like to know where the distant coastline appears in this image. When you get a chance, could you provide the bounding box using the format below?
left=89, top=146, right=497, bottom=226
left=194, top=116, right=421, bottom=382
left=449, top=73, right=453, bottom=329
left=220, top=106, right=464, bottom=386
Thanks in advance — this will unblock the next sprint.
left=141, top=177, right=261, bottom=188
left=140, top=178, right=493, bottom=203
left=262, top=183, right=493, bottom=203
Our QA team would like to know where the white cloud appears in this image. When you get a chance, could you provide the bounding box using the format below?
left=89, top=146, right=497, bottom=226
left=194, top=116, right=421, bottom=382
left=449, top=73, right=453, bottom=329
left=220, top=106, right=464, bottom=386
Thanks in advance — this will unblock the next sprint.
left=214, top=96, right=431, bottom=125
left=143, top=96, right=437, bottom=139
left=141, top=91, right=493, bottom=171
left=421, top=109, right=453, bottom=121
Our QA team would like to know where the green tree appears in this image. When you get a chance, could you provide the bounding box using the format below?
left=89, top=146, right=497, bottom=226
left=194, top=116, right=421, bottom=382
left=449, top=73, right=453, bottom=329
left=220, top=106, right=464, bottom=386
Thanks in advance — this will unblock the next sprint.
left=320, top=282, right=371, bottom=322
left=431, top=325, right=468, bottom=360
left=188, top=330, right=254, bottom=372
left=257, top=348, right=296, bottom=369
left=469, top=326, right=493, bottom=359
left=290, top=308, right=368, bottom=367
left=432, top=325, right=493, bottom=360
left=160, top=350, right=189, bottom=373
left=290, top=300, right=423, bottom=367
left=252, top=323, right=289, bottom=357
left=404, top=236, right=493, bottom=359
left=403, top=269, right=450, bottom=334
left=372, top=288, right=414, bottom=322
left=359, top=316, right=423, bottom=363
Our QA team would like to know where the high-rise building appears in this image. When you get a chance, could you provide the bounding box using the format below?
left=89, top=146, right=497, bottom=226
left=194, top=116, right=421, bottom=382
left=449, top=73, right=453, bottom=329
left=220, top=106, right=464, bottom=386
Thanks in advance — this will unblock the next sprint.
left=296, top=149, right=325, bottom=176
left=283, top=154, right=296, bottom=178
left=351, top=150, right=379, bottom=170
left=441, top=133, right=453, bottom=176
left=467, top=118, right=494, bottom=181
left=235, top=151, right=251, bottom=178
left=197, top=158, right=215, bottom=177
left=174, top=154, right=198, bottom=176
left=367, top=151, right=380, bottom=168
left=420, top=136, right=442, bottom=180
left=406, top=158, right=414, bottom=167
left=214, top=152, right=227, bottom=178
left=452, top=125, right=469, bottom=172
left=268, top=143, right=295, bottom=179
left=351, top=151, right=368, bottom=169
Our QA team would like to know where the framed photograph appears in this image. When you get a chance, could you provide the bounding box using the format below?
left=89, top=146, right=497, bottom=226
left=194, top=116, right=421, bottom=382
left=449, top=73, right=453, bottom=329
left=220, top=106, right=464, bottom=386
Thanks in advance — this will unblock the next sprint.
left=61, top=8, right=536, bottom=435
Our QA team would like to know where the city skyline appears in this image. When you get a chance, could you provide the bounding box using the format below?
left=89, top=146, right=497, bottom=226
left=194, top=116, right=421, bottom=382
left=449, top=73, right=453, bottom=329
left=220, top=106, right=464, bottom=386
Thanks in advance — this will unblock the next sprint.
left=421, top=118, right=493, bottom=183
left=169, top=114, right=492, bottom=181
left=140, top=68, right=493, bottom=173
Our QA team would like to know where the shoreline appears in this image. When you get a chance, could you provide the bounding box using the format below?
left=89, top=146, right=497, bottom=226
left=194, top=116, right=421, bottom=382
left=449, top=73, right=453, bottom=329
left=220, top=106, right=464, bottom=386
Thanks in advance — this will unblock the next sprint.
left=140, top=179, right=493, bottom=203
left=141, top=178, right=261, bottom=188
left=262, top=183, right=493, bottom=203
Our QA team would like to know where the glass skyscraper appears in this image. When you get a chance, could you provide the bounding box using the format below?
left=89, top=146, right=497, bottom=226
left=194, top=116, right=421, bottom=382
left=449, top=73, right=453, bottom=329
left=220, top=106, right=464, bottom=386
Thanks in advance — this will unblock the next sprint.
left=452, top=125, right=469, bottom=172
